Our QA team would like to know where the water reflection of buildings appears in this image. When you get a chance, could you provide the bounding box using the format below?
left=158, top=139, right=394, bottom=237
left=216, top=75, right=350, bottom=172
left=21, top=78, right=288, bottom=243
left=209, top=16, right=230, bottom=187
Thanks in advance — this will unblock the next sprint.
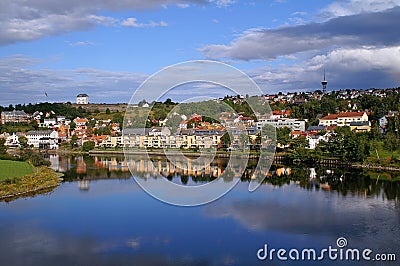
left=47, top=155, right=399, bottom=200
left=274, top=167, right=291, bottom=177
left=127, top=158, right=225, bottom=179
left=49, top=154, right=291, bottom=181
left=49, top=154, right=131, bottom=174
left=78, top=180, right=90, bottom=190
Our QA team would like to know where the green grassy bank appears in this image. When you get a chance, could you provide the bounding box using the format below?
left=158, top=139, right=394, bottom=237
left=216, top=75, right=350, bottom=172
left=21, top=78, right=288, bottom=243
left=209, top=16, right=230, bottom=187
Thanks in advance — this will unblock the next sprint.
left=0, top=161, right=61, bottom=200
left=0, top=160, right=33, bottom=181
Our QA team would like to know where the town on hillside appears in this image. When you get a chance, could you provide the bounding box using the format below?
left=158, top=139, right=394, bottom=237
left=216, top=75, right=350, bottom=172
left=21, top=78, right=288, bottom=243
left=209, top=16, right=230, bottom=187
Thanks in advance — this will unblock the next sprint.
left=0, top=86, right=399, bottom=164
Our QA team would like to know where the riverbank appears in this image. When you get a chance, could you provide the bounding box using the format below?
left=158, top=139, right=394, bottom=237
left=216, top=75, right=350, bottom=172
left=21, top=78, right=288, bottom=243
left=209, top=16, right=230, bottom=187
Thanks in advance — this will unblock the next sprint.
left=0, top=165, right=63, bottom=202
left=52, top=148, right=400, bottom=172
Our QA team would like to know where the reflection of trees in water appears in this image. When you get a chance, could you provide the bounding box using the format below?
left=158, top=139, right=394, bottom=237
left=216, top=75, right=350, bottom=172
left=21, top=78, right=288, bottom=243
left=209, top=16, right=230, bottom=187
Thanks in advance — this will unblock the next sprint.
left=266, top=166, right=400, bottom=201
left=55, top=155, right=399, bottom=201
left=61, top=155, right=131, bottom=181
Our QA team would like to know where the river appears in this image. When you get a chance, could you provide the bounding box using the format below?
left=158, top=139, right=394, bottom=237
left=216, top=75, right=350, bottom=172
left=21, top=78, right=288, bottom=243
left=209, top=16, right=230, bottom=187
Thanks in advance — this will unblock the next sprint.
left=0, top=154, right=399, bottom=265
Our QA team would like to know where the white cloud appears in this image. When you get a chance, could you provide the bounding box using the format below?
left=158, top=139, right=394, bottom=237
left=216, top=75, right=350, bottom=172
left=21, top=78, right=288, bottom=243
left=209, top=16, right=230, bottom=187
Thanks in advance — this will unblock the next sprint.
left=251, top=46, right=400, bottom=92
left=311, top=46, right=400, bottom=74
left=0, top=0, right=230, bottom=45
left=177, top=3, right=190, bottom=8
left=121, top=17, right=168, bottom=28
left=209, top=0, right=236, bottom=7
left=322, top=0, right=400, bottom=18
left=200, top=7, right=400, bottom=60
left=291, top=11, right=307, bottom=16
left=67, top=41, right=95, bottom=47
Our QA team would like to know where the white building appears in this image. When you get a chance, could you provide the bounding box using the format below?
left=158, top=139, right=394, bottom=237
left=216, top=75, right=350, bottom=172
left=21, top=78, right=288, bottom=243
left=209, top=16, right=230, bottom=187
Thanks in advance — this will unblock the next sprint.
left=43, top=118, right=56, bottom=128
left=257, top=118, right=306, bottom=132
left=307, top=134, right=329, bottom=149
left=26, top=130, right=59, bottom=149
left=76, top=94, right=89, bottom=104
left=5, top=133, right=20, bottom=148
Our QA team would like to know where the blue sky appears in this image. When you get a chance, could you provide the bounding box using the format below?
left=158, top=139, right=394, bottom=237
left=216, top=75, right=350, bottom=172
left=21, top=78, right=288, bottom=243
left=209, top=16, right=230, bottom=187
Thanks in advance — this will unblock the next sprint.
left=0, top=0, right=399, bottom=105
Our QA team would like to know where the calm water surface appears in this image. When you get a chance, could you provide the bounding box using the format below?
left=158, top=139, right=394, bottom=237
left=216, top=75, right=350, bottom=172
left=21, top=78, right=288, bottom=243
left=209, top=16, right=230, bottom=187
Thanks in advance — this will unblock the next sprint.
left=0, top=155, right=399, bottom=266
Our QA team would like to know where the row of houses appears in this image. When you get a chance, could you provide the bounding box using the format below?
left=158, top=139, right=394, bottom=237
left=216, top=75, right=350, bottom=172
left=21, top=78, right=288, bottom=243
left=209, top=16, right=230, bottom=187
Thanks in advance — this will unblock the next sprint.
left=99, top=126, right=263, bottom=149
left=1, top=110, right=29, bottom=124
left=285, top=111, right=372, bottom=150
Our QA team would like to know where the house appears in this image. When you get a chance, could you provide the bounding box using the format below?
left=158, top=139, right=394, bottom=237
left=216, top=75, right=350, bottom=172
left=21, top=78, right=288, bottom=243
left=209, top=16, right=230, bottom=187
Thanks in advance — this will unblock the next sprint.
left=349, top=121, right=371, bottom=132
left=1, top=110, right=28, bottom=124
left=100, top=136, right=123, bottom=148
left=189, top=114, right=202, bottom=122
left=239, top=116, right=254, bottom=124
left=379, top=111, right=399, bottom=131
left=290, top=131, right=307, bottom=138
left=271, top=110, right=291, bottom=119
left=57, top=116, right=66, bottom=123
left=307, top=134, right=329, bottom=149
left=318, top=114, right=338, bottom=127
left=319, top=111, right=369, bottom=127
left=73, top=117, right=88, bottom=127
left=379, top=115, right=388, bottom=128
left=307, top=125, right=326, bottom=133
left=257, top=118, right=306, bottom=132
left=337, top=112, right=369, bottom=126
left=76, top=94, right=89, bottom=104
left=5, top=133, right=20, bottom=148
left=43, top=118, right=56, bottom=128
left=25, top=130, right=59, bottom=149
left=32, top=111, right=42, bottom=120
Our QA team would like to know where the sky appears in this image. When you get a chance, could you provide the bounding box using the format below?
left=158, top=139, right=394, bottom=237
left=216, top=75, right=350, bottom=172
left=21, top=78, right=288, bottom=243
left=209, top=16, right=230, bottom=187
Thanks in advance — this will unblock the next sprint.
left=0, top=0, right=399, bottom=105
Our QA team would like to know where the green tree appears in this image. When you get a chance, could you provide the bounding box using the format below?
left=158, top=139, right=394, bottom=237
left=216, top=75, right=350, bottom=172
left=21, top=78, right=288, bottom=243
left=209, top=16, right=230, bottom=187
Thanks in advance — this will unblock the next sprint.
left=30, top=119, right=39, bottom=130
left=320, top=98, right=337, bottom=115
left=87, top=119, right=96, bottom=128
left=164, top=98, right=173, bottom=105
left=82, top=140, right=95, bottom=152
left=69, top=121, right=76, bottom=131
left=288, top=136, right=310, bottom=161
left=18, top=136, right=28, bottom=149
left=106, top=108, right=111, bottom=114
left=112, top=113, right=123, bottom=125
left=369, top=122, right=381, bottom=140
left=384, top=132, right=399, bottom=152
left=325, top=126, right=370, bottom=162
left=0, top=138, right=7, bottom=155
left=70, top=134, right=78, bottom=148
left=276, top=127, right=291, bottom=148
left=220, top=132, right=231, bottom=149
left=386, top=116, right=400, bottom=135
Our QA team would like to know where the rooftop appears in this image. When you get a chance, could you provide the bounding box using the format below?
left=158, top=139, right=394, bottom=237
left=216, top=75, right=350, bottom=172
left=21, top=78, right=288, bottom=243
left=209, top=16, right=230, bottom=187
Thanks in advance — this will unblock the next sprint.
left=338, top=111, right=366, bottom=118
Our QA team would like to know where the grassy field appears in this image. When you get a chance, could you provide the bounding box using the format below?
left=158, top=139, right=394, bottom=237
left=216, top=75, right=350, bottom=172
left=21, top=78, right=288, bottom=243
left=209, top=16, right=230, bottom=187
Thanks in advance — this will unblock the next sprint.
left=369, top=141, right=400, bottom=160
left=0, top=166, right=61, bottom=200
left=0, top=160, right=33, bottom=181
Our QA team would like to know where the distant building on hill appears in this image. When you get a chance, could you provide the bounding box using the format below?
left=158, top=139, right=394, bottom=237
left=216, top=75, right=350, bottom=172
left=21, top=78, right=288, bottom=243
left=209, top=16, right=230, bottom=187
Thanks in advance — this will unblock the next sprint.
left=1, top=110, right=28, bottom=124
left=76, top=94, right=89, bottom=104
